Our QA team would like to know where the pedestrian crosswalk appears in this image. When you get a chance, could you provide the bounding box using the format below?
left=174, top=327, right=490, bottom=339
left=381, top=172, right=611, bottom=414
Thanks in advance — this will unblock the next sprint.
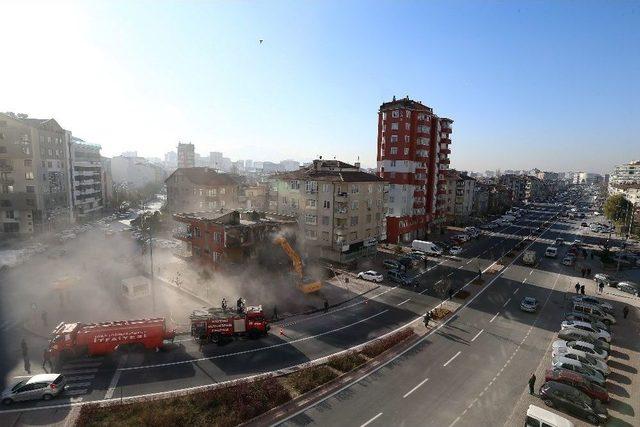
left=60, top=357, right=104, bottom=401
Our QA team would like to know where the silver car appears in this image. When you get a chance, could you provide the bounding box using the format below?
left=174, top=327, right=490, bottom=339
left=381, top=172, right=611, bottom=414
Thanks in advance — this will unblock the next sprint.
left=2, top=374, right=66, bottom=405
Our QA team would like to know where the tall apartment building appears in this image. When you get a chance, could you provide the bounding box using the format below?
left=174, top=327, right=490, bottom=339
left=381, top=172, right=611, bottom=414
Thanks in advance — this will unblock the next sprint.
left=610, top=161, right=640, bottom=185
left=376, top=97, right=452, bottom=243
left=67, top=137, right=104, bottom=219
left=272, top=159, right=387, bottom=263
left=0, top=112, right=71, bottom=235
left=165, top=167, right=241, bottom=213
left=443, top=170, right=475, bottom=223
left=177, top=143, right=195, bottom=168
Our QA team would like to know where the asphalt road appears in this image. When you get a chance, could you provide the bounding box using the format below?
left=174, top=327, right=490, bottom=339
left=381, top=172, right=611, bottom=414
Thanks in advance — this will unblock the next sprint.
left=276, top=204, right=616, bottom=427
left=0, top=205, right=578, bottom=419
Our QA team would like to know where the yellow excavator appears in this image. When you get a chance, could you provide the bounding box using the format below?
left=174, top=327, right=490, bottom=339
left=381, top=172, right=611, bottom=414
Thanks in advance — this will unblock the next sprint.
left=274, top=236, right=322, bottom=294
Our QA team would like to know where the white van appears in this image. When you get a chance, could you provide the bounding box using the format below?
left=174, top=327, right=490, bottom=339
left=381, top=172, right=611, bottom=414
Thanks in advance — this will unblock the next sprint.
left=525, top=404, right=574, bottom=427
left=411, top=240, right=443, bottom=256
left=545, top=247, right=558, bottom=258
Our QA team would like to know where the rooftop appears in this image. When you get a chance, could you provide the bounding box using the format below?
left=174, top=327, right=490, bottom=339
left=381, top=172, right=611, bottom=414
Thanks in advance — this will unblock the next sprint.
left=166, top=167, right=243, bottom=186
left=272, top=159, right=384, bottom=183
left=174, top=209, right=297, bottom=226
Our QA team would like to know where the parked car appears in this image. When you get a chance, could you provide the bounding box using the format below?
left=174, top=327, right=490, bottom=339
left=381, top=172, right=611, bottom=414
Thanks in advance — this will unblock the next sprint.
left=397, top=257, right=415, bottom=269
left=2, top=374, right=67, bottom=405
left=572, top=296, right=614, bottom=314
left=561, top=320, right=611, bottom=343
left=544, top=368, right=610, bottom=403
left=557, top=329, right=610, bottom=352
left=520, top=297, right=539, bottom=313
left=387, top=270, right=413, bottom=286
left=408, top=251, right=426, bottom=261
left=357, top=271, right=383, bottom=283
left=616, top=281, right=639, bottom=297
left=448, top=246, right=463, bottom=256
left=562, top=255, right=576, bottom=266
left=551, top=347, right=610, bottom=376
left=525, top=404, right=575, bottom=427
left=538, top=381, right=608, bottom=424
left=563, top=312, right=609, bottom=332
left=573, top=302, right=616, bottom=326
left=551, top=356, right=605, bottom=387
left=383, top=259, right=404, bottom=271
left=555, top=237, right=565, bottom=246
left=553, top=339, right=608, bottom=360
left=593, top=273, right=617, bottom=288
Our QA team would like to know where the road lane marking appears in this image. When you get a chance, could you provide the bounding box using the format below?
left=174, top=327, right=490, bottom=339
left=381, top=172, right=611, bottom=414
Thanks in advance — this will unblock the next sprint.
left=104, top=354, right=128, bottom=399
left=66, top=382, right=91, bottom=389
left=502, top=298, right=511, bottom=307
left=397, top=298, right=411, bottom=306
left=457, top=265, right=463, bottom=270
left=403, top=378, right=429, bottom=398
left=513, top=288, right=519, bottom=295
left=489, top=311, right=499, bottom=323
left=529, top=270, right=533, bottom=276
left=361, top=412, right=383, bottom=427
left=449, top=415, right=461, bottom=427
left=470, top=329, right=484, bottom=342
left=522, top=278, right=527, bottom=284
left=443, top=351, right=461, bottom=367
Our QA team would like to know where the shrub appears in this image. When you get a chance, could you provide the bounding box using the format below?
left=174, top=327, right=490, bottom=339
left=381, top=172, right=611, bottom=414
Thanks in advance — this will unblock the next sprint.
left=286, top=365, right=337, bottom=394
left=361, top=328, right=415, bottom=358
left=431, top=307, right=451, bottom=320
left=327, top=352, right=366, bottom=373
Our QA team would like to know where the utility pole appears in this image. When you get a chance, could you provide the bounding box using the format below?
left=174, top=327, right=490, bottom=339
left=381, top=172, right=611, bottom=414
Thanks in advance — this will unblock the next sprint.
left=141, top=201, right=156, bottom=315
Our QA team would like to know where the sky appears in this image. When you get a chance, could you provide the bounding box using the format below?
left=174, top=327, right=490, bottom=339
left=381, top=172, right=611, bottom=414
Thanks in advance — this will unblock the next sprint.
left=1, top=0, right=638, bottom=173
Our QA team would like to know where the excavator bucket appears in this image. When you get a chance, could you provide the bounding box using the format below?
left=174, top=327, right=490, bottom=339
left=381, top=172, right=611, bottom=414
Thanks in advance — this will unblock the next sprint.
left=298, top=280, right=322, bottom=294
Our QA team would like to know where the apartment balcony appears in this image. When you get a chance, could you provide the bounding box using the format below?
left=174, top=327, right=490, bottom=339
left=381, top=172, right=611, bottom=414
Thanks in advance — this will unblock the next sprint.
left=335, top=192, right=348, bottom=202
left=0, top=177, right=15, bottom=185
left=440, top=158, right=450, bottom=165
left=0, top=164, right=13, bottom=172
left=334, top=207, right=348, bottom=219
left=440, top=148, right=451, bottom=155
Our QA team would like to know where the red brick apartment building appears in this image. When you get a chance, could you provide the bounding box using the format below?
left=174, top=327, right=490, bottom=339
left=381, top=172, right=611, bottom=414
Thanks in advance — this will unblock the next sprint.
left=376, top=96, right=453, bottom=243
left=173, top=210, right=297, bottom=268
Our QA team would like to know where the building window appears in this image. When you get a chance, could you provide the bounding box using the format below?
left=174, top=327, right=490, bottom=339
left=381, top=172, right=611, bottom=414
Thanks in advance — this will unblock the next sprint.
left=25, top=172, right=34, bottom=180
left=351, top=200, right=359, bottom=209
left=306, top=199, right=316, bottom=208
left=404, top=136, right=410, bottom=143
left=322, top=183, right=330, bottom=193
left=392, top=110, right=400, bottom=118
left=350, top=216, right=358, bottom=226
left=305, top=229, right=317, bottom=239
left=220, top=187, right=226, bottom=195
left=405, top=122, right=410, bottom=131
left=366, top=214, right=372, bottom=223
left=391, top=122, right=399, bottom=131
left=322, top=231, right=330, bottom=240
left=26, top=185, right=35, bottom=193
left=305, top=214, right=317, bottom=225
left=351, top=184, right=358, bottom=194
left=5, top=210, right=14, bottom=219
left=405, top=110, right=411, bottom=118
left=390, top=147, right=398, bottom=155
left=213, top=232, right=222, bottom=242
left=0, top=146, right=6, bottom=153
left=306, top=181, right=317, bottom=193
left=390, top=135, right=398, bottom=143
left=323, top=200, right=330, bottom=208
left=26, top=199, right=34, bottom=206
left=382, top=112, right=387, bottom=120
left=404, top=148, right=409, bottom=155
left=47, top=149, right=53, bottom=156
left=322, top=216, right=330, bottom=225
left=193, top=227, right=201, bottom=238
left=368, top=184, right=373, bottom=193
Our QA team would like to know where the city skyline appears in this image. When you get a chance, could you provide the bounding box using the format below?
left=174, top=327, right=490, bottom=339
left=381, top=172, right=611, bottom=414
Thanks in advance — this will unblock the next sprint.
left=1, top=1, right=638, bottom=174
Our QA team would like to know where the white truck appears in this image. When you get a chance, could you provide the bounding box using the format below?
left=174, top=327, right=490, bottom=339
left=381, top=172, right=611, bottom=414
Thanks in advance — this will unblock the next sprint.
left=522, top=250, right=537, bottom=266
left=411, top=240, right=443, bottom=256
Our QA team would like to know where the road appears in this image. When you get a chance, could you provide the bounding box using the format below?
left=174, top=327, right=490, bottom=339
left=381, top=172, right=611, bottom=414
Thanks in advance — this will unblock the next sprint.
left=276, top=203, right=619, bottom=427
left=0, top=205, right=579, bottom=421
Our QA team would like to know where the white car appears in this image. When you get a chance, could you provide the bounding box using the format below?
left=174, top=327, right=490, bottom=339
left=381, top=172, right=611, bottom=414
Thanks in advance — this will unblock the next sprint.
left=357, top=270, right=383, bottom=283
left=551, top=347, right=610, bottom=376
left=572, top=296, right=614, bottom=313
left=561, top=320, right=611, bottom=343
left=552, top=339, right=608, bottom=361
left=448, top=246, right=463, bottom=256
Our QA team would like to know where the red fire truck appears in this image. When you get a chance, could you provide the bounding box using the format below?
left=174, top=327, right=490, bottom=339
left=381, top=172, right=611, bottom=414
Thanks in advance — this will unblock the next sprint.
left=47, top=318, right=176, bottom=361
left=190, top=305, right=269, bottom=343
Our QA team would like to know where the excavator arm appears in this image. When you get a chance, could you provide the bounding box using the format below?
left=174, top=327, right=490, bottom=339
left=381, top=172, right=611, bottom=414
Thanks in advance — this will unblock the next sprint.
left=274, top=236, right=321, bottom=293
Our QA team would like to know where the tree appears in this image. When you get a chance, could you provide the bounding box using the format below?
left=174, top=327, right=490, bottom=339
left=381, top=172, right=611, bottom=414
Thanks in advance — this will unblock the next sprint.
left=603, top=194, right=632, bottom=225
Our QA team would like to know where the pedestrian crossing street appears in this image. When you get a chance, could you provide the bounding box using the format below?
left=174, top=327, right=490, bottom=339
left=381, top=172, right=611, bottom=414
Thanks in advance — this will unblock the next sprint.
left=0, top=319, right=21, bottom=334
left=60, top=357, right=104, bottom=402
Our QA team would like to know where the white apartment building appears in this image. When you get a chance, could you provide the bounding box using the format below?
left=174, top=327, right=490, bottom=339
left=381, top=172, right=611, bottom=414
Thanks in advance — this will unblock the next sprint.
left=67, top=137, right=104, bottom=219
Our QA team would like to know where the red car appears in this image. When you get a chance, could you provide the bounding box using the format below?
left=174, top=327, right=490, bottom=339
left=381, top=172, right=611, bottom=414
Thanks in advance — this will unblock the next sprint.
left=545, top=368, right=610, bottom=403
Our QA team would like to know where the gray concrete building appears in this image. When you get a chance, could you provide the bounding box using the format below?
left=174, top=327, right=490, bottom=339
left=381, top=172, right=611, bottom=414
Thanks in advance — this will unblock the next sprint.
left=68, top=137, right=104, bottom=219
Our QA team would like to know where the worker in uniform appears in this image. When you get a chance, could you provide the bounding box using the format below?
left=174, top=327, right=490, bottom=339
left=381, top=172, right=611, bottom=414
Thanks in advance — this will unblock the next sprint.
left=237, top=298, right=244, bottom=313
left=221, top=298, right=227, bottom=311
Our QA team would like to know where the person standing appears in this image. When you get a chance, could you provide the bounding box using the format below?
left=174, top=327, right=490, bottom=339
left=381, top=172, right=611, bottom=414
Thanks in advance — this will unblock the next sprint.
left=581, top=268, right=586, bottom=278
left=323, top=299, right=329, bottom=313
left=598, top=282, right=604, bottom=294
left=580, top=284, right=585, bottom=295
left=623, top=305, right=630, bottom=319
left=273, top=305, right=278, bottom=321
left=42, top=349, right=52, bottom=373
left=575, top=282, right=580, bottom=294
left=423, top=311, right=431, bottom=328
left=528, top=372, right=536, bottom=395
left=587, top=267, right=592, bottom=276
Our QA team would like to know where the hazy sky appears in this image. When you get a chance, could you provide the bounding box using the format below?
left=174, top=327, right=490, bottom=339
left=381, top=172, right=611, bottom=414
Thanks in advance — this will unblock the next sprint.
left=1, top=1, right=638, bottom=173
